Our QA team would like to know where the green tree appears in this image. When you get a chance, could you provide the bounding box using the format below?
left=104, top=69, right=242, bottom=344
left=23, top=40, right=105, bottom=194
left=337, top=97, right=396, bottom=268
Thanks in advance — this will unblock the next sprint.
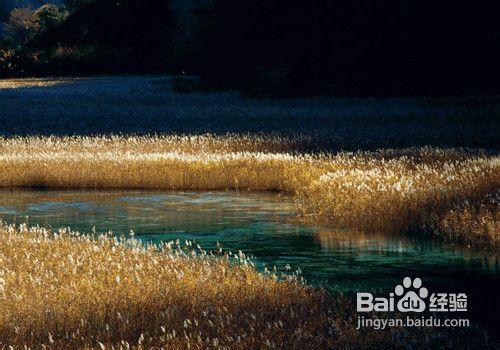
left=32, top=4, right=68, bottom=35
left=3, top=7, right=35, bottom=44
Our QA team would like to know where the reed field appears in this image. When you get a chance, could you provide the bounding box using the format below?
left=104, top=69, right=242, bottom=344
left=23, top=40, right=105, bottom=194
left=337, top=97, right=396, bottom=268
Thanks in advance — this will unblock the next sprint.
left=0, top=77, right=498, bottom=348
left=0, top=135, right=498, bottom=247
left=0, top=222, right=492, bottom=349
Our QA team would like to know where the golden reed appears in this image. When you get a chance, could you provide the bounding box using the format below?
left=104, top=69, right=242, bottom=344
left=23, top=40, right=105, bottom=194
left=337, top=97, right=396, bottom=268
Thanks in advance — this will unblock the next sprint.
left=0, top=223, right=490, bottom=348
left=0, top=136, right=497, bottom=246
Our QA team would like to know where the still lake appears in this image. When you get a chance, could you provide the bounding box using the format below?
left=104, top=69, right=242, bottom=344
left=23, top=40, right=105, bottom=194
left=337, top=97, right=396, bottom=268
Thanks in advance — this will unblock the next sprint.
left=0, top=190, right=498, bottom=333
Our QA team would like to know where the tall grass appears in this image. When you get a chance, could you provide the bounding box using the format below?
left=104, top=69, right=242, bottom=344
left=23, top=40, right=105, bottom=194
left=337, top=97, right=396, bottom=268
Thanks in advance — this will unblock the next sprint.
left=0, top=223, right=492, bottom=348
left=0, top=136, right=497, bottom=246
left=302, top=149, right=499, bottom=245
left=0, top=222, right=334, bottom=348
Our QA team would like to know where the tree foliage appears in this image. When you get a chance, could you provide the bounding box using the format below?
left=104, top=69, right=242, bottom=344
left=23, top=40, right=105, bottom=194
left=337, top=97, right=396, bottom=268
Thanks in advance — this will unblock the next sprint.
left=1, top=0, right=498, bottom=96
left=197, top=0, right=500, bottom=96
left=3, top=7, right=35, bottom=44
left=3, top=4, right=67, bottom=45
left=32, top=4, right=68, bottom=35
left=49, top=0, right=174, bottom=70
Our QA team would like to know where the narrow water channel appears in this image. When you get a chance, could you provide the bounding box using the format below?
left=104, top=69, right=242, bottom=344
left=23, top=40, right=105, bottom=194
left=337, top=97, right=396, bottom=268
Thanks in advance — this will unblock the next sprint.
left=0, top=190, right=498, bottom=334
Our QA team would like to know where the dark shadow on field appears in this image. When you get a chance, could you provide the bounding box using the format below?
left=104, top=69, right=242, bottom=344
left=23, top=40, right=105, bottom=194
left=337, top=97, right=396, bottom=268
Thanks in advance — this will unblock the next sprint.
left=1, top=76, right=499, bottom=152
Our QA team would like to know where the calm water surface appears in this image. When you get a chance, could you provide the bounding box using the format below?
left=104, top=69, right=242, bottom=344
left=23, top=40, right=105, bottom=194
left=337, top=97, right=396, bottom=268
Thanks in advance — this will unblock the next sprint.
left=0, top=190, right=498, bottom=331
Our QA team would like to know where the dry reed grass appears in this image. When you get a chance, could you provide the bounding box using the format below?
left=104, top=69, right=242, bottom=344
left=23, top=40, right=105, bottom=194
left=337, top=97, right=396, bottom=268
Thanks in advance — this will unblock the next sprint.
left=302, top=149, right=499, bottom=246
left=0, top=222, right=335, bottom=348
left=0, top=223, right=492, bottom=349
left=0, top=136, right=497, bottom=247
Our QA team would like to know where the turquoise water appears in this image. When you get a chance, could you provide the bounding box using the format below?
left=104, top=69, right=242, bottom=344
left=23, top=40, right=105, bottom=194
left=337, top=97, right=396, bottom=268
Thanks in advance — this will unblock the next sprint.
left=0, top=190, right=496, bottom=290
left=0, top=190, right=498, bottom=331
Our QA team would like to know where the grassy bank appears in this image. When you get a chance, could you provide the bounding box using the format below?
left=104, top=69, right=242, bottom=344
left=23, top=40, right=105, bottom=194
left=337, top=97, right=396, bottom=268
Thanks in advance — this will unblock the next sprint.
left=0, top=136, right=497, bottom=247
left=0, top=222, right=493, bottom=348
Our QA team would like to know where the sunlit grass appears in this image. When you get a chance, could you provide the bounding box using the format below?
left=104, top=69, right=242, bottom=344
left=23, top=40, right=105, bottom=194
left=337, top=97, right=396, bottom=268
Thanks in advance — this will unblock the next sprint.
left=301, top=149, right=499, bottom=246
left=0, top=223, right=492, bottom=348
left=0, top=78, right=74, bottom=89
left=0, top=136, right=497, bottom=347
left=0, top=222, right=336, bottom=348
left=0, top=136, right=497, bottom=247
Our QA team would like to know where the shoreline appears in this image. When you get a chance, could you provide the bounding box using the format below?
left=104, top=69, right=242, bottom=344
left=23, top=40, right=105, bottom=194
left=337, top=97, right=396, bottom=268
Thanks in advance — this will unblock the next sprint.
left=0, top=135, right=497, bottom=248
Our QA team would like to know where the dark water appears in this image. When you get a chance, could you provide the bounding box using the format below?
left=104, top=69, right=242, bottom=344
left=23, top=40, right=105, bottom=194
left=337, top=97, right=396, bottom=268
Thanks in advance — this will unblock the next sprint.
left=0, top=190, right=498, bottom=333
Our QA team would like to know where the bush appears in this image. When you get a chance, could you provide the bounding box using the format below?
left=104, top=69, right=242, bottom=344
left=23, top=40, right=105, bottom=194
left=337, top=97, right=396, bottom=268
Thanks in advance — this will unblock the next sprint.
left=48, top=45, right=124, bottom=73
left=0, top=48, right=18, bottom=75
left=0, top=44, right=128, bottom=77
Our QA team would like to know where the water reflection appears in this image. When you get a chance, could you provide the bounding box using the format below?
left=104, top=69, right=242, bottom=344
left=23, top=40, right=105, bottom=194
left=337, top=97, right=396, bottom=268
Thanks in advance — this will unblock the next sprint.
left=314, top=229, right=498, bottom=273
